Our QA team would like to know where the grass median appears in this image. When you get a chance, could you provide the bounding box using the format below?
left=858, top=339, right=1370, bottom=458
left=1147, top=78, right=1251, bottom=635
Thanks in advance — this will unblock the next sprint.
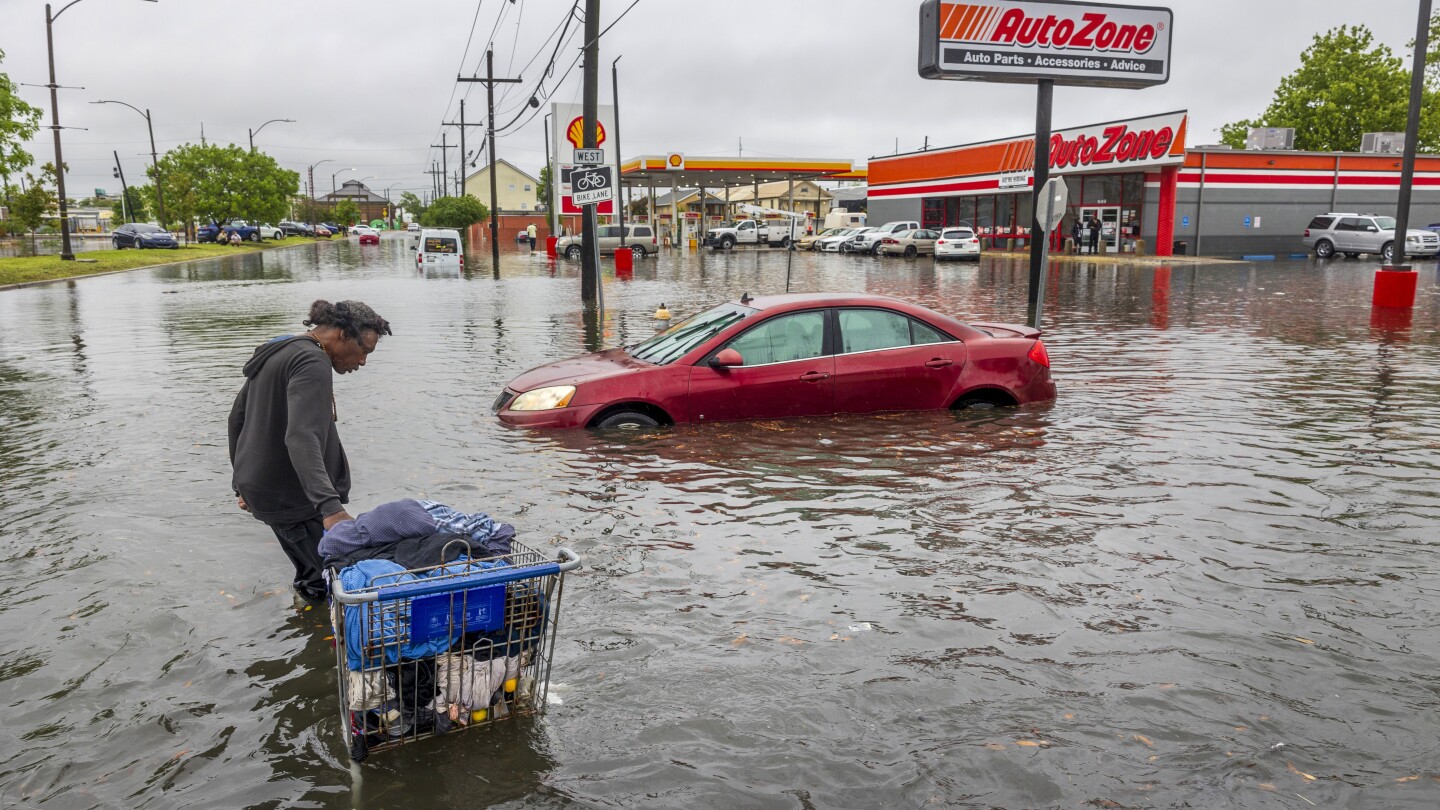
left=0, top=237, right=320, bottom=287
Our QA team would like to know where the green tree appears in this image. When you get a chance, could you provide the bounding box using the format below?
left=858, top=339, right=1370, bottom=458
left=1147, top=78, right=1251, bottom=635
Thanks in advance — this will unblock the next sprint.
left=9, top=163, right=59, bottom=241
left=0, top=48, right=43, bottom=179
left=420, top=195, right=489, bottom=229
left=1221, top=25, right=1440, bottom=152
left=537, top=165, right=553, bottom=213
left=108, top=185, right=151, bottom=223
left=333, top=199, right=360, bottom=226
left=152, top=143, right=300, bottom=229
left=628, top=194, right=649, bottom=218
left=398, top=191, right=426, bottom=219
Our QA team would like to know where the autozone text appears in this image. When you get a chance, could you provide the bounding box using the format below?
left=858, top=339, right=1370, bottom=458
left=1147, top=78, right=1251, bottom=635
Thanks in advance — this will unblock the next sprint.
left=1049, top=125, right=1174, bottom=169
left=989, top=10, right=1158, bottom=54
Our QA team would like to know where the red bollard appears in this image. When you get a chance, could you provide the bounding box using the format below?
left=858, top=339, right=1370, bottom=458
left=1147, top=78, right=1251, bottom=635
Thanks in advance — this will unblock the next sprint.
left=614, top=246, right=633, bottom=276
left=545, top=236, right=558, bottom=257
left=1372, top=267, right=1418, bottom=309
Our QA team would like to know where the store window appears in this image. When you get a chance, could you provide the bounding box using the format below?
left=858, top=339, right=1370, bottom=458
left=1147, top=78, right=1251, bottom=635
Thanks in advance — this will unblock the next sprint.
left=1082, top=174, right=1122, bottom=205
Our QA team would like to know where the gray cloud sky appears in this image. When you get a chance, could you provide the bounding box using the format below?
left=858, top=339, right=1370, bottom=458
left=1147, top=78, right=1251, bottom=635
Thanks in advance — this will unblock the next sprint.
left=1, top=0, right=1427, bottom=202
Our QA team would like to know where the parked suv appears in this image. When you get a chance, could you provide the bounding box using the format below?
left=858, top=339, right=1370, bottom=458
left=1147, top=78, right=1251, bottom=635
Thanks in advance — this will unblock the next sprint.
left=556, top=224, right=658, bottom=259
left=1303, top=212, right=1440, bottom=261
left=846, top=220, right=920, bottom=255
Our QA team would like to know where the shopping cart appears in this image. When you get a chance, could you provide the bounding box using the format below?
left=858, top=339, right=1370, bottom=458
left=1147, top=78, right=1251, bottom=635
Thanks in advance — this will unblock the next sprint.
left=330, top=540, right=581, bottom=762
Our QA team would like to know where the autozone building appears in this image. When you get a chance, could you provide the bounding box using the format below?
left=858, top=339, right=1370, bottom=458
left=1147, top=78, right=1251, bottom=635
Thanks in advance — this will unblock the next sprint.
left=866, top=109, right=1440, bottom=257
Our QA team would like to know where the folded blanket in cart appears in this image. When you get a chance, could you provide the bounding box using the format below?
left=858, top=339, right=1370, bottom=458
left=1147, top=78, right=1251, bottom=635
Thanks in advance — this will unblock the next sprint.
left=320, top=499, right=515, bottom=567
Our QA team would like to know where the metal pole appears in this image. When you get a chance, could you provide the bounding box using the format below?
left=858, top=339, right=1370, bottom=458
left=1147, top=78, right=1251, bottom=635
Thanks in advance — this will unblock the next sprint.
left=1194, top=150, right=1208, bottom=256
left=440, top=132, right=449, bottom=198
left=113, top=150, right=131, bottom=223
left=543, top=113, right=555, bottom=237
left=145, top=110, right=166, bottom=229
left=1027, top=79, right=1053, bottom=319
left=1386, top=0, right=1431, bottom=269
left=671, top=174, right=678, bottom=251
left=488, top=49, right=502, bottom=272
left=1031, top=233, right=1052, bottom=330
left=45, top=4, right=74, bottom=260
left=458, top=99, right=466, bottom=198
left=579, top=0, right=601, bottom=301
left=613, top=55, right=625, bottom=246
left=247, top=128, right=254, bottom=152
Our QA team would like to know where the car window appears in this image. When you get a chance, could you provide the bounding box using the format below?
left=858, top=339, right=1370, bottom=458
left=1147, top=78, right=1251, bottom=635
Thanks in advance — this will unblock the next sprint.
left=423, top=237, right=458, bottom=253
left=839, top=309, right=912, bottom=354
left=1373, top=216, right=1396, bottom=230
left=1337, top=218, right=1363, bottom=232
left=134, top=224, right=163, bottom=234
left=633, top=226, right=652, bottom=237
left=941, top=229, right=972, bottom=239
left=628, top=302, right=758, bottom=365
left=597, top=226, right=619, bottom=238
left=911, top=320, right=949, bottom=345
left=725, top=311, right=826, bottom=366
left=1306, top=216, right=1335, bottom=230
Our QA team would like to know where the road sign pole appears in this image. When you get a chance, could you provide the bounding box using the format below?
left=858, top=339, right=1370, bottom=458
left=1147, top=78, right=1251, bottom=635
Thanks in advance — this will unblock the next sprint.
left=1028, top=78, right=1053, bottom=324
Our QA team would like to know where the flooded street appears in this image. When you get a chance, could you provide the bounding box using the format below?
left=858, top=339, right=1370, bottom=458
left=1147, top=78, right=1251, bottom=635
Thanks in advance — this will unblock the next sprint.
left=1, top=236, right=1438, bottom=808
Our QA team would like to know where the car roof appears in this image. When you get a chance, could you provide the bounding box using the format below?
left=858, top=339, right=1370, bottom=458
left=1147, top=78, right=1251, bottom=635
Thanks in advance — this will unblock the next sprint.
left=737, top=292, right=919, bottom=311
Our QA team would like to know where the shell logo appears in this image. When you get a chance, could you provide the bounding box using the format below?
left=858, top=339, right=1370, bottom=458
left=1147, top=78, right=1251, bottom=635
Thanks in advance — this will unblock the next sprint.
left=565, top=116, right=606, bottom=149
left=666, top=153, right=685, bottom=171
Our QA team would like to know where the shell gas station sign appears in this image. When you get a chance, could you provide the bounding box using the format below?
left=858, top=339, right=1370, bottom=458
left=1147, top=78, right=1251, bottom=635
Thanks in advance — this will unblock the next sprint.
left=553, top=102, right=617, bottom=215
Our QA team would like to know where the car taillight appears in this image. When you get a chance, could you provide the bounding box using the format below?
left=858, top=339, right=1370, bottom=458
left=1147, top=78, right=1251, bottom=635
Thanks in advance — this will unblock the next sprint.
left=937, top=239, right=947, bottom=245
left=1027, top=340, right=1050, bottom=368
left=882, top=238, right=898, bottom=244
left=1303, top=228, right=1310, bottom=237
left=969, top=238, right=979, bottom=244
left=459, top=254, right=464, bottom=266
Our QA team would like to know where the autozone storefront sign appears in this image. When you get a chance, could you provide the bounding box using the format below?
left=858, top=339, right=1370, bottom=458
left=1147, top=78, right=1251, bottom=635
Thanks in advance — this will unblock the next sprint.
left=1049, top=112, right=1179, bottom=169
left=919, top=0, right=1173, bottom=88
left=868, top=111, right=1186, bottom=199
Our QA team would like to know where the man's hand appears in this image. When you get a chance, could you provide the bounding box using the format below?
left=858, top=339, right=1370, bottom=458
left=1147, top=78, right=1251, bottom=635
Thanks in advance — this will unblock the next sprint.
left=237, top=496, right=249, bottom=512
left=323, top=510, right=355, bottom=530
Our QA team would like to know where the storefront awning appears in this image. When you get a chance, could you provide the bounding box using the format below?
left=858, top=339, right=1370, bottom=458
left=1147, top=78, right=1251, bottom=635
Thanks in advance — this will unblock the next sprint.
left=619, top=155, right=856, bottom=189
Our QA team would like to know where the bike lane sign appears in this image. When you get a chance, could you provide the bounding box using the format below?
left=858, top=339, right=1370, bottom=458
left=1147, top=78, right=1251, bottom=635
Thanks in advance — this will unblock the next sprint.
left=572, top=166, right=614, bottom=206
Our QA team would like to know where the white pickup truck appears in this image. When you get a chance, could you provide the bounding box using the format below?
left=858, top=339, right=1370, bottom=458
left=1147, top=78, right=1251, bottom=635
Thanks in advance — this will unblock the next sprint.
left=846, top=220, right=920, bottom=255
left=704, top=205, right=810, bottom=249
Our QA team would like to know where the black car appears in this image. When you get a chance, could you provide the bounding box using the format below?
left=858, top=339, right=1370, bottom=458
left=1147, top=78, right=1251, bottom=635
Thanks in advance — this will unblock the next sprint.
left=113, top=223, right=179, bottom=250
left=279, top=221, right=315, bottom=237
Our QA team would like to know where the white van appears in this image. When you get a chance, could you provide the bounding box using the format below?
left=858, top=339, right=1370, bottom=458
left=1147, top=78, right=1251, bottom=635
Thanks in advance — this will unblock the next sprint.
left=823, top=208, right=867, bottom=230
left=412, top=228, right=464, bottom=270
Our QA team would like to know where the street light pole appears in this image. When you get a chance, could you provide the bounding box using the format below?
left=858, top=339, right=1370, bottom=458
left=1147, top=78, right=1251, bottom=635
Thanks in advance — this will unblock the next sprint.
left=308, top=159, right=333, bottom=234
left=46, top=0, right=157, bottom=260
left=613, top=55, right=625, bottom=247
left=248, top=118, right=295, bottom=152
left=92, top=99, right=166, bottom=230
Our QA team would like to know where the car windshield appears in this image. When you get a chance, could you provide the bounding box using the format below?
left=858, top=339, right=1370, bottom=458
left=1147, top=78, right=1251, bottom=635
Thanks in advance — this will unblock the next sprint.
left=627, top=302, right=758, bottom=365
left=1374, top=216, right=1397, bottom=230
left=134, top=224, right=165, bottom=234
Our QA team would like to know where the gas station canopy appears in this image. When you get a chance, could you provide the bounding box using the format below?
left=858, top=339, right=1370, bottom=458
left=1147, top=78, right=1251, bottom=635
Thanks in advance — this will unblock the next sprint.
left=619, top=155, right=864, bottom=188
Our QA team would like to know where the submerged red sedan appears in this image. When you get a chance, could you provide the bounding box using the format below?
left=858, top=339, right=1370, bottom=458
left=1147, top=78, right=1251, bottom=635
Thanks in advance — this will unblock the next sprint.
left=494, top=293, right=1055, bottom=429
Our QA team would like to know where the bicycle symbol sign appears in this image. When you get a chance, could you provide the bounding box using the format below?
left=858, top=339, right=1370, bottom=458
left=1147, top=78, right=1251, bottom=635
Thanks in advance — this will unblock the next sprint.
left=571, top=166, right=614, bottom=206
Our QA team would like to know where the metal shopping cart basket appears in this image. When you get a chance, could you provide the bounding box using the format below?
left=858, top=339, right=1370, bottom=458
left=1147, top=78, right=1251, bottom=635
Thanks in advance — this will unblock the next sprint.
left=330, top=540, right=582, bottom=762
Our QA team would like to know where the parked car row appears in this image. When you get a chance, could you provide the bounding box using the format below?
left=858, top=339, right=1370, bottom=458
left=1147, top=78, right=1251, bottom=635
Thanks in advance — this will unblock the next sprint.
left=798, top=220, right=983, bottom=261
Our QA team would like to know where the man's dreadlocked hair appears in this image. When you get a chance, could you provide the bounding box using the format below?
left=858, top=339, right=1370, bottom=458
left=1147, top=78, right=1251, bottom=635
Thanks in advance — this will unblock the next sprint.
left=303, top=300, right=393, bottom=344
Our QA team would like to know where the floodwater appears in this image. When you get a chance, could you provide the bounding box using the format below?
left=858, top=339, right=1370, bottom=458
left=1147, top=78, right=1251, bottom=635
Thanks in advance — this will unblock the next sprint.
left=0, top=236, right=115, bottom=259
left=1, top=236, right=1438, bottom=808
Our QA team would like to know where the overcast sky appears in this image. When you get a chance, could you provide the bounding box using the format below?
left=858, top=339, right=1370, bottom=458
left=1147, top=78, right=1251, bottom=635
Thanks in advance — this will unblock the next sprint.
left=1, top=0, right=1429, bottom=203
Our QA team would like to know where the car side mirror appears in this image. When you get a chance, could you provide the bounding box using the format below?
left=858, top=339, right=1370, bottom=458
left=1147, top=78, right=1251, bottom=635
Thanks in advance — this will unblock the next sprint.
left=709, top=348, right=744, bottom=368
left=1368, top=226, right=1379, bottom=232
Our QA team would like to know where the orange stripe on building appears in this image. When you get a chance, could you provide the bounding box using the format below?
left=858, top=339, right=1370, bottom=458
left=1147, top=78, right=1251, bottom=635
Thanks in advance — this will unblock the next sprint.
left=869, top=142, right=1016, bottom=186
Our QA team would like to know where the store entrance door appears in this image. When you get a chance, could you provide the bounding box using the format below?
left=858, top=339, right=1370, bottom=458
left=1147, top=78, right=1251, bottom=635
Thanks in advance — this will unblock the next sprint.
left=1079, top=206, right=1121, bottom=252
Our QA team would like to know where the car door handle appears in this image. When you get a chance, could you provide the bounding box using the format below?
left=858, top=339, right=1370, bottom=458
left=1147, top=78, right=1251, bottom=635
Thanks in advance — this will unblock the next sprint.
left=799, top=371, right=831, bottom=382
left=924, top=358, right=953, bottom=368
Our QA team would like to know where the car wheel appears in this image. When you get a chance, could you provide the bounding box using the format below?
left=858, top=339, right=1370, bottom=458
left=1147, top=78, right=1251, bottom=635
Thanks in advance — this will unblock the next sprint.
left=112, top=238, right=123, bottom=250
left=566, top=245, right=583, bottom=260
left=778, top=236, right=790, bottom=248
left=1343, top=252, right=1359, bottom=259
left=720, top=236, right=735, bottom=250
left=630, top=245, right=646, bottom=259
left=248, top=231, right=260, bottom=242
left=870, top=242, right=883, bottom=256
left=904, top=245, right=917, bottom=258
left=1381, top=242, right=1395, bottom=263
left=1314, top=239, right=1335, bottom=259
left=593, top=410, right=660, bottom=430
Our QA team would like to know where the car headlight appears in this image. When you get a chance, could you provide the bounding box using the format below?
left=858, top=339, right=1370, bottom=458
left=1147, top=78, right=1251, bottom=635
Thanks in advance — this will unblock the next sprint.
left=508, top=385, right=576, bottom=411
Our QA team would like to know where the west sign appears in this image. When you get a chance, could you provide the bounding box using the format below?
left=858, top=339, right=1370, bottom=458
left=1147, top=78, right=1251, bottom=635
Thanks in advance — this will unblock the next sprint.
left=919, top=0, right=1173, bottom=88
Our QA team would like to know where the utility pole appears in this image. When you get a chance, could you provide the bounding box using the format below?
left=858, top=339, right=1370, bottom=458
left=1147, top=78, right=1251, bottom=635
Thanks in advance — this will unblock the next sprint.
left=426, top=162, right=444, bottom=200
left=430, top=133, right=457, bottom=198
left=613, top=55, right=626, bottom=247
left=457, top=49, right=522, bottom=271
left=112, top=151, right=131, bottom=223
left=543, top=113, right=555, bottom=237
left=443, top=98, right=482, bottom=199
left=45, top=3, right=74, bottom=259
left=580, top=0, right=602, bottom=301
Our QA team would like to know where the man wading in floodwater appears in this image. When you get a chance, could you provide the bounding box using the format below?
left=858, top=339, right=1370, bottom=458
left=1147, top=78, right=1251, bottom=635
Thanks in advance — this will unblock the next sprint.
left=228, top=300, right=392, bottom=602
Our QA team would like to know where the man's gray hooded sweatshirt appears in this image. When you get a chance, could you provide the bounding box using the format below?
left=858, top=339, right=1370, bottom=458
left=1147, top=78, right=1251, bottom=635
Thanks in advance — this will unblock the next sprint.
left=228, top=336, right=350, bottom=524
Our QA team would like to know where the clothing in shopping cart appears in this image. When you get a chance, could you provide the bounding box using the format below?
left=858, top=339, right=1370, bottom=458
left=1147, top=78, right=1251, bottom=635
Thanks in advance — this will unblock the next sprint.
left=319, top=499, right=514, bottom=566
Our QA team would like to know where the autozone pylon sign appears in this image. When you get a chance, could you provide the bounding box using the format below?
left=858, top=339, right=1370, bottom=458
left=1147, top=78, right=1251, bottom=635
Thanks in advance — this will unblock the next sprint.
left=919, top=0, right=1173, bottom=88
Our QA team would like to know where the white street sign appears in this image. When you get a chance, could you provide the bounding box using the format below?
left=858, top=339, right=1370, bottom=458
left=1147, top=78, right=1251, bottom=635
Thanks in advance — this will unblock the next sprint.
left=571, top=166, right=614, bottom=206
left=1035, top=177, right=1068, bottom=232
left=573, top=148, right=604, bottom=165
